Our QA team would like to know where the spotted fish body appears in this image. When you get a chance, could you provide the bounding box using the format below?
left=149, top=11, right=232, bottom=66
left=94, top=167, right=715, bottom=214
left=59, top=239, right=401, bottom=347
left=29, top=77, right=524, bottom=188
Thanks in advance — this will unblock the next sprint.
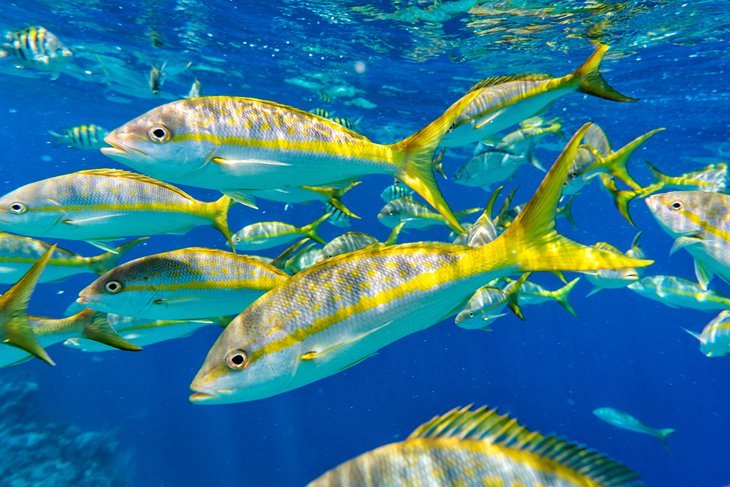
left=628, top=275, right=730, bottom=312
left=77, top=248, right=289, bottom=320
left=102, top=90, right=483, bottom=232
left=64, top=314, right=230, bottom=353
left=0, top=308, right=139, bottom=368
left=646, top=191, right=730, bottom=289
left=310, top=405, right=642, bottom=487
left=441, top=44, right=635, bottom=148
left=0, top=233, right=145, bottom=284
left=49, top=124, right=108, bottom=150
left=189, top=124, right=652, bottom=404
left=0, top=25, right=72, bottom=75
left=0, top=169, right=233, bottom=245
left=686, top=310, right=730, bottom=357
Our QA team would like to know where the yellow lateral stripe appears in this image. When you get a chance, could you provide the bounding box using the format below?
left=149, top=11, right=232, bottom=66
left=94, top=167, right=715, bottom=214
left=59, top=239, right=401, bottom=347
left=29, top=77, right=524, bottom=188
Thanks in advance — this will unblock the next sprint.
left=249, top=252, right=466, bottom=363
left=0, top=256, right=84, bottom=266
left=123, top=278, right=282, bottom=293
left=172, top=133, right=397, bottom=166
left=669, top=204, right=730, bottom=242
left=27, top=203, right=205, bottom=214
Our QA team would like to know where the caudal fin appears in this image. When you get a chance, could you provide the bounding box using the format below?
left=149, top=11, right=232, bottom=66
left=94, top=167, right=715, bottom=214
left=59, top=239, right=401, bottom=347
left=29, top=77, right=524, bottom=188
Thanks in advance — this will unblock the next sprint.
left=86, top=237, right=148, bottom=275
left=0, top=247, right=55, bottom=365
left=208, top=195, right=236, bottom=252
left=301, top=214, right=331, bottom=245
left=553, top=278, right=580, bottom=317
left=393, top=90, right=481, bottom=233
left=300, top=181, right=362, bottom=219
left=576, top=44, right=637, bottom=102
left=490, top=123, right=653, bottom=273
left=657, top=428, right=676, bottom=452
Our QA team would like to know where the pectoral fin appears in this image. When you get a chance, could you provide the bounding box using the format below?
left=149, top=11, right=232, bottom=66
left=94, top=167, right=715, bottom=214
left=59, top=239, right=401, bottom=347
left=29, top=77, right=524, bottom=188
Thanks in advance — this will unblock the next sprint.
left=670, top=236, right=703, bottom=255
left=212, top=157, right=291, bottom=167
left=63, top=214, right=126, bottom=225
left=85, top=240, right=121, bottom=254
left=299, top=321, right=393, bottom=365
left=694, top=259, right=714, bottom=291
left=153, top=296, right=203, bottom=305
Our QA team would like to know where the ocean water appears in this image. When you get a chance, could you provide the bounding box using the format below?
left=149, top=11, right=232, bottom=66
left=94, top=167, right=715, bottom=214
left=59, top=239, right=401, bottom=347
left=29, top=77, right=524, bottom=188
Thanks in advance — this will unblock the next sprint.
left=0, top=1, right=728, bottom=486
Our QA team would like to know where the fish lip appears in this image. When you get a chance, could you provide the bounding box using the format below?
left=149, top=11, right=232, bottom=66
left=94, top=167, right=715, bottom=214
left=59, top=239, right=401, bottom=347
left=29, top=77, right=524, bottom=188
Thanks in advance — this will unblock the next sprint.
left=189, top=388, right=232, bottom=404
left=102, top=135, right=148, bottom=159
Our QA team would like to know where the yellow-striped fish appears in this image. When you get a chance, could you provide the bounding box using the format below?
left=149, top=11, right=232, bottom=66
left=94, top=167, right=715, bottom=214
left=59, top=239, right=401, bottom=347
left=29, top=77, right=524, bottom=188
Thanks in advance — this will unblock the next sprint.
left=378, top=196, right=480, bottom=232
left=232, top=214, right=330, bottom=251
left=310, top=405, right=642, bottom=487
left=441, top=44, right=635, bottom=147
left=684, top=310, right=730, bottom=357
left=0, top=308, right=140, bottom=368
left=101, top=87, right=484, bottom=232
left=49, top=124, right=108, bottom=150
left=0, top=169, right=234, bottom=250
left=77, top=248, right=289, bottom=320
left=582, top=235, right=644, bottom=296
left=628, top=275, right=730, bottom=312
left=189, top=124, right=651, bottom=404
left=646, top=191, right=730, bottom=289
left=0, top=26, right=73, bottom=77
left=0, top=233, right=146, bottom=284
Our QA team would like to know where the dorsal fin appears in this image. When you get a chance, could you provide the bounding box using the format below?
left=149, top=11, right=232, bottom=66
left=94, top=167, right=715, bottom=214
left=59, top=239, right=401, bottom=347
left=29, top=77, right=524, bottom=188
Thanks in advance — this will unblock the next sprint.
left=75, top=169, right=196, bottom=201
left=409, top=405, right=642, bottom=487
left=467, top=74, right=553, bottom=93
left=592, top=242, right=623, bottom=254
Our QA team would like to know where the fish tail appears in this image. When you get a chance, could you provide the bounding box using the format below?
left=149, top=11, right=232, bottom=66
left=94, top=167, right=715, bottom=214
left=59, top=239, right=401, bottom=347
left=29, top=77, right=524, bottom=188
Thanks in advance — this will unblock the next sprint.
left=384, top=221, right=406, bottom=246
left=301, top=181, right=362, bottom=219
left=74, top=309, right=142, bottom=351
left=486, top=124, right=653, bottom=274
left=86, top=237, right=148, bottom=275
left=393, top=90, right=481, bottom=233
left=208, top=195, right=236, bottom=252
left=600, top=174, right=662, bottom=227
left=302, top=213, right=331, bottom=245
left=48, top=130, right=65, bottom=146
left=645, top=159, right=674, bottom=186
left=0, top=247, right=55, bottom=365
left=553, top=277, right=580, bottom=317
left=575, top=44, right=637, bottom=102
left=657, top=428, right=676, bottom=451
left=558, top=195, right=577, bottom=228
left=587, top=128, right=665, bottom=189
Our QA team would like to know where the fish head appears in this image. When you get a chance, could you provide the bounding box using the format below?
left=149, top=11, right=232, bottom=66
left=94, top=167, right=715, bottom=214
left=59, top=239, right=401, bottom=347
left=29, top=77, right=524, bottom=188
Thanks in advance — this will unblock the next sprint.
left=376, top=200, right=402, bottom=228
left=0, top=180, right=62, bottom=234
left=102, top=99, right=219, bottom=182
left=77, top=253, right=197, bottom=319
left=190, top=311, right=294, bottom=405
left=645, top=191, right=720, bottom=238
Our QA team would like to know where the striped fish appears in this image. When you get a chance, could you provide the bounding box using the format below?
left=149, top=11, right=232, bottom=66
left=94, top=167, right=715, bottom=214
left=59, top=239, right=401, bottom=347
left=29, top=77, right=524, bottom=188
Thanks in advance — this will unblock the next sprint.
left=628, top=275, right=730, bottom=312
left=0, top=25, right=72, bottom=77
left=49, top=124, right=109, bottom=150
left=189, top=124, right=651, bottom=404
left=582, top=237, right=643, bottom=296
left=101, top=86, right=486, bottom=232
left=378, top=196, right=481, bottom=232
left=0, top=308, right=140, bottom=368
left=232, top=214, right=330, bottom=251
left=684, top=310, right=730, bottom=357
left=0, top=233, right=145, bottom=284
left=0, top=169, right=234, bottom=249
left=380, top=179, right=413, bottom=203
left=646, top=191, right=730, bottom=289
left=77, top=247, right=289, bottom=320
left=441, top=44, right=635, bottom=147
left=310, top=405, right=642, bottom=487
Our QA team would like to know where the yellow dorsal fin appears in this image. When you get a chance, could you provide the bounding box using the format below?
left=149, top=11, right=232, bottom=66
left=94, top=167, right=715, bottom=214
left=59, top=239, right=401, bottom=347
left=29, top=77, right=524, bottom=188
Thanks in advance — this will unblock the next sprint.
left=409, top=405, right=642, bottom=487
left=76, top=169, right=196, bottom=201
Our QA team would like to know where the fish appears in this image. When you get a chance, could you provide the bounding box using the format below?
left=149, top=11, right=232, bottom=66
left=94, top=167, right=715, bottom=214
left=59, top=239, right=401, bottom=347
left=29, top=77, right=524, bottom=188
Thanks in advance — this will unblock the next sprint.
left=454, top=274, right=529, bottom=330
left=564, top=125, right=664, bottom=195
left=316, top=225, right=405, bottom=264
left=188, top=123, right=652, bottom=404
left=149, top=62, right=165, bottom=95
left=453, top=145, right=542, bottom=190
left=645, top=191, right=730, bottom=290
left=593, top=407, right=675, bottom=450
left=684, top=310, right=730, bottom=357
left=232, top=214, right=330, bottom=251
left=440, top=44, right=636, bottom=147
left=628, top=275, right=730, bottom=312
left=0, top=169, right=234, bottom=250
left=507, top=277, right=580, bottom=316
left=308, top=108, right=360, bottom=131
left=582, top=235, right=644, bottom=296
left=0, top=308, right=141, bottom=368
left=0, top=26, right=73, bottom=78
left=187, top=78, right=202, bottom=98
left=378, top=196, right=480, bottom=232
left=599, top=175, right=665, bottom=227
left=101, top=88, right=486, bottom=232
left=64, top=314, right=230, bottom=352
left=0, top=234, right=146, bottom=284
left=646, top=161, right=727, bottom=194
left=0, top=247, right=56, bottom=364
left=310, top=405, right=642, bottom=487
left=49, top=124, right=109, bottom=150
left=483, top=116, right=564, bottom=166
left=452, top=191, right=502, bottom=247
left=323, top=201, right=352, bottom=228
left=285, top=245, right=324, bottom=273
left=77, top=247, right=289, bottom=320
left=380, top=179, right=413, bottom=202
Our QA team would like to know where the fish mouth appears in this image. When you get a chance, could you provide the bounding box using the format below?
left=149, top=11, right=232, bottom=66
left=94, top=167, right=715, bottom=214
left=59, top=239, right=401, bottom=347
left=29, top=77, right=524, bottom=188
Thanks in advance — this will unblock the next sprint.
left=101, top=135, right=147, bottom=160
left=189, top=388, right=232, bottom=404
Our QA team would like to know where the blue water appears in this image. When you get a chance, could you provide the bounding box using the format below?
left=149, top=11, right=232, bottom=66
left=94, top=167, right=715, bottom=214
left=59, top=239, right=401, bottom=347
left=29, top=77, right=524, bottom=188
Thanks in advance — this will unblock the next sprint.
left=1, top=1, right=729, bottom=486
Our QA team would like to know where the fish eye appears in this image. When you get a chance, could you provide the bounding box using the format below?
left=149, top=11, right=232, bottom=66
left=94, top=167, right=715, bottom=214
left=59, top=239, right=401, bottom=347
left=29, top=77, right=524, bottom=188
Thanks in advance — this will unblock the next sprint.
left=147, top=125, right=171, bottom=143
left=226, top=349, right=249, bottom=370
left=670, top=201, right=683, bottom=211
left=104, top=280, right=123, bottom=294
left=9, top=202, right=26, bottom=214
left=468, top=312, right=475, bottom=318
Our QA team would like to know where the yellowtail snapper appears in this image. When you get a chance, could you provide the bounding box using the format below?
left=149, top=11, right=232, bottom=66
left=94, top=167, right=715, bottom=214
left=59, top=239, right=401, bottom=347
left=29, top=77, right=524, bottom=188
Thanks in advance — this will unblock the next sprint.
left=232, top=214, right=331, bottom=251
left=684, top=310, right=730, bottom=358
left=628, top=275, right=730, bottom=312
